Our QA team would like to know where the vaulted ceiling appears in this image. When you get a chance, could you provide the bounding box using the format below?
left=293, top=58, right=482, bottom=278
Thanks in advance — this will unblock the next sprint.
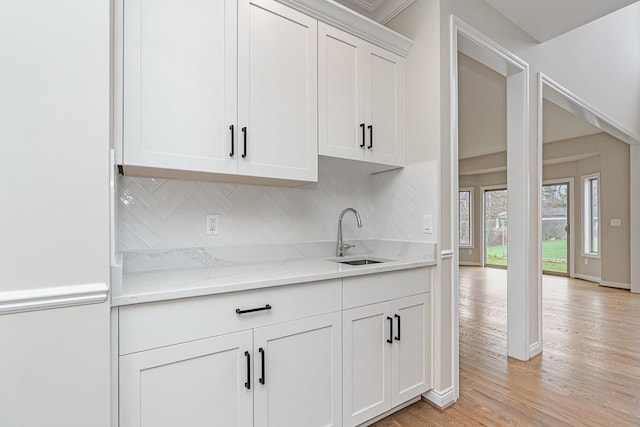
left=338, top=0, right=638, bottom=42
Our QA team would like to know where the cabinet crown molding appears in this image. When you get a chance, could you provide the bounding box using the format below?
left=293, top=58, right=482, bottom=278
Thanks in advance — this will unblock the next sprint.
left=276, top=0, right=413, bottom=57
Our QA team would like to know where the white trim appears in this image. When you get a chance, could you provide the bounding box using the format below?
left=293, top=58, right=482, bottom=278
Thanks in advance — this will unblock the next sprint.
left=275, top=0, right=414, bottom=57
left=423, top=387, right=456, bottom=409
left=451, top=18, right=532, bottom=394
left=600, top=281, right=631, bottom=290
left=574, top=273, right=601, bottom=284
left=529, top=341, right=541, bottom=358
left=459, top=261, right=482, bottom=267
left=0, top=283, right=109, bottom=315
left=540, top=74, right=640, bottom=146
left=441, top=249, right=454, bottom=259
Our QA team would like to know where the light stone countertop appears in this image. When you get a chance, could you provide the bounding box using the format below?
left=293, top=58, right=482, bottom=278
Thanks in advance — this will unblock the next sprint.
left=111, top=240, right=437, bottom=306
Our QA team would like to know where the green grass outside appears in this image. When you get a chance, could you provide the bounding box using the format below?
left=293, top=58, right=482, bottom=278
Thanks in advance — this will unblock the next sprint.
left=485, top=239, right=567, bottom=273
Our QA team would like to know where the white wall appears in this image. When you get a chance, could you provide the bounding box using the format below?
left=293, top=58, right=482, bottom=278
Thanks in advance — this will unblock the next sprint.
left=0, top=1, right=110, bottom=425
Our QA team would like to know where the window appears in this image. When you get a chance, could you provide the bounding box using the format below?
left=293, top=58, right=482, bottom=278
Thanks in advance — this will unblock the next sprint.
left=583, top=174, right=599, bottom=256
left=459, top=188, right=473, bottom=247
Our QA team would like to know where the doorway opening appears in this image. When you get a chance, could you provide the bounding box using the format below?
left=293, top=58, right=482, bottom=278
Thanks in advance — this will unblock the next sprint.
left=541, top=182, right=569, bottom=276
left=483, top=188, right=508, bottom=268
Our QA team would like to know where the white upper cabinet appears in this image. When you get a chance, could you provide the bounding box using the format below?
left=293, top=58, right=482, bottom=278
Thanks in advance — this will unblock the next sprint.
left=237, top=0, right=318, bottom=182
left=123, top=0, right=237, bottom=174
left=122, top=0, right=317, bottom=182
left=319, top=23, right=405, bottom=168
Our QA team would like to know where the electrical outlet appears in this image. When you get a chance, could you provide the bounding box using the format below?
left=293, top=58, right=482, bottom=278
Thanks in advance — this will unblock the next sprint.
left=467, top=249, right=472, bottom=255
left=611, top=219, right=621, bottom=227
left=584, top=258, right=589, bottom=265
left=206, top=214, right=219, bottom=235
left=423, top=215, right=433, bottom=234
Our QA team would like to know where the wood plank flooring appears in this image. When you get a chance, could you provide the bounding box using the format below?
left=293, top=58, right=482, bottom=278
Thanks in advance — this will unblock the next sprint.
left=373, top=267, right=640, bottom=426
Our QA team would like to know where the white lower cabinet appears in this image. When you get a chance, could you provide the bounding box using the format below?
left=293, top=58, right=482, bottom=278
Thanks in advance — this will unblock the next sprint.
left=118, top=269, right=431, bottom=427
left=343, top=293, right=430, bottom=427
left=119, top=312, right=342, bottom=427
left=254, top=313, right=342, bottom=427
left=119, top=330, right=254, bottom=427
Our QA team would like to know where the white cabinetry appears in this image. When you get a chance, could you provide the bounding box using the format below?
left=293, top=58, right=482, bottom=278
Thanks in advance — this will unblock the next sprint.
left=342, top=269, right=431, bottom=427
left=119, top=331, right=253, bottom=427
left=122, top=0, right=317, bottom=182
left=318, top=23, right=404, bottom=167
left=254, top=313, right=342, bottom=427
left=118, top=280, right=342, bottom=427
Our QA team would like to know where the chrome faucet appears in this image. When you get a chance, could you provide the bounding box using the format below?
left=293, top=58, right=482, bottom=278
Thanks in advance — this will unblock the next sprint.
left=337, top=208, right=363, bottom=257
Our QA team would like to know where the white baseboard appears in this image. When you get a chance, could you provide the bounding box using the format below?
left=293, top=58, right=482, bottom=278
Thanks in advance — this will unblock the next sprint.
left=574, top=274, right=601, bottom=284
left=0, top=283, right=109, bottom=315
left=423, top=387, right=456, bottom=409
left=459, top=261, right=482, bottom=266
left=529, top=341, right=541, bottom=358
left=600, top=280, right=631, bottom=290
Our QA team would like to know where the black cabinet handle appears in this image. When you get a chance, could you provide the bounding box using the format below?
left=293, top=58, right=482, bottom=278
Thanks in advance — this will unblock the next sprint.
left=229, top=125, right=236, bottom=157
left=360, top=123, right=366, bottom=148
left=236, top=304, right=272, bottom=315
left=367, top=125, right=373, bottom=149
left=394, top=314, right=401, bottom=341
left=241, top=126, right=247, bottom=158
left=259, top=347, right=265, bottom=385
left=386, top=316, right=393, bottom=344
left=229, top=125, right=235, bottom=157
left=244, top=351, right=251, bottom=389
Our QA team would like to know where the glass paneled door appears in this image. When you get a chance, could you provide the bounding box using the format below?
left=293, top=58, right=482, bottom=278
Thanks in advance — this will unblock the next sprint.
left=484, top=189, right=508, bottom=267
left=542, top=183, right=569, bottom=275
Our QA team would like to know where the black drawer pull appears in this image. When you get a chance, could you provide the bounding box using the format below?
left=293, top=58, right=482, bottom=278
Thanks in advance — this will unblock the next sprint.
left=244, top=351, right=251, bottom=389
left=229, top=124, right=235, bottom=157
left=236, top=304, right=272, bottom=315
left=360, top=123, right=366, bottom=148
left=259, top=347, right=265, bottom=385
left=394, top=314, right=401, bottom=341
left=367, top=125, right=373, bottom=149
left=386, top=316, right=393, bottom=344
left=241, top=126, right=247, bottom=158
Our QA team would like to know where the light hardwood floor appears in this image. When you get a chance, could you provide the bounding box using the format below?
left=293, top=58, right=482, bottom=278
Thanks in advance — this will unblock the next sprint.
left=373, top=266, right=640, bottom=426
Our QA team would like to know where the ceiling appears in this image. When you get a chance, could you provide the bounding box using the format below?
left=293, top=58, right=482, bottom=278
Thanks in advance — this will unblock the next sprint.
left=458, top=53, right=601, bottom=161
left=337, top=0, right=638, bottom=42
left=481, top=0, right=638, bottom=42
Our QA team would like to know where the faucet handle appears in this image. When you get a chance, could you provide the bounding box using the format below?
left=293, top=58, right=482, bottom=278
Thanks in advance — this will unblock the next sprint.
left=341, top=243, right=356, bottom=250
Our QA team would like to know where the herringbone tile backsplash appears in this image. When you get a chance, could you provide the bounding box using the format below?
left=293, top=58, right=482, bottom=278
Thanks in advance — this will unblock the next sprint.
left=118, top=161, right=437, bottom=251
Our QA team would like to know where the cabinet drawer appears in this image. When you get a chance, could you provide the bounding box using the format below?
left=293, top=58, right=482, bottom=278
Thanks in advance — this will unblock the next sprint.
left=119, top=279, right=341, bottom=355
left=343, top=268, right=431, bottom=309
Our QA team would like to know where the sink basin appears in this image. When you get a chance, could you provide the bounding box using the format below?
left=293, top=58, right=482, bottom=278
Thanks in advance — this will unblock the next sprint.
left=336, top=258, right=383, bottom=266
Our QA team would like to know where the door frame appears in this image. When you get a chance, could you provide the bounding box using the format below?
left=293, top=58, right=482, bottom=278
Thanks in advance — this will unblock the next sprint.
left=450, top=17, right=532, bottom=404
left=541, top=178, right=574, bottom=278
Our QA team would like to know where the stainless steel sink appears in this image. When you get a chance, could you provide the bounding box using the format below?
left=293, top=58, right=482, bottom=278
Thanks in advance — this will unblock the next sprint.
left=336, top=258, right=383, bottom=266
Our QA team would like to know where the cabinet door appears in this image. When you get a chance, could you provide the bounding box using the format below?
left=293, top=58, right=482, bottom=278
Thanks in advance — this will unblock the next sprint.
left=318, top=23, right=366, bottom=161
left=238, top=0, right=318, bottom=182
left=123, top=0, right=237, bottom=174
left=253, top=312, right=342, bottom=427
left=364, top=46, right=404, bottom=167
left=343, top=302, right=392, bottom=427
left=119, top=330, right=253, bottom=427
left=391, top=293, right=430, bottom=406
